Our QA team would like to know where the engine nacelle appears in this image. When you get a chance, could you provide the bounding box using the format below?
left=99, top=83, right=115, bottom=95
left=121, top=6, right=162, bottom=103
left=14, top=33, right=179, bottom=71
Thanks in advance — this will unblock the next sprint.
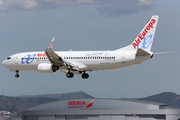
left=37, top=63, right=59, bottom=73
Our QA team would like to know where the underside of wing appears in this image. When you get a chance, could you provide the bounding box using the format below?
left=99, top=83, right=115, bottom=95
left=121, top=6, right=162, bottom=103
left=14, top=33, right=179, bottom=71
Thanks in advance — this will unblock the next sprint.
left=45, top=37, right=64, bottom=66
left=45, top=48, right=64, bottom=66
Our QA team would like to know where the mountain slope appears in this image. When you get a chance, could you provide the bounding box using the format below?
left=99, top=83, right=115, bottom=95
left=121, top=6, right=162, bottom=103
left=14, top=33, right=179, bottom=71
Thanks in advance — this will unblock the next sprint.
left=0, top=95, right=35, bottom=117
left=139, top=92, right=180, bottom=107
left=14, top=91, right=94, bottom=105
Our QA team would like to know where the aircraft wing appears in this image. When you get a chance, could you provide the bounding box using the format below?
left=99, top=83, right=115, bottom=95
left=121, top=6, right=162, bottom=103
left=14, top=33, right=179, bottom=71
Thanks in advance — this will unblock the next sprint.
left=64, top=61, right=87, bottom=71
left=45, top=37, right=87, bottom=71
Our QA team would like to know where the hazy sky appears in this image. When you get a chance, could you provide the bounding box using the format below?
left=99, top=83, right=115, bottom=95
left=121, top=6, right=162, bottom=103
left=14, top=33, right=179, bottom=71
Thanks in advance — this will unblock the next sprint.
left=0, top=0, right=179, bottom=98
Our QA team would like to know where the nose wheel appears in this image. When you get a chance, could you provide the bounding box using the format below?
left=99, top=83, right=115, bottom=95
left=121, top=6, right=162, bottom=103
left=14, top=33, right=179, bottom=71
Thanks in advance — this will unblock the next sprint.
left=15, top=70, right=19, bottom=78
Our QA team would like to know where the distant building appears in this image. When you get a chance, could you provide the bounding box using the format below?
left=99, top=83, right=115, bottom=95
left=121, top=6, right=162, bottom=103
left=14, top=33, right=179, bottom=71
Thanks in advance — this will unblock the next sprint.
left=0, top=111, right=11, bottom=114
left=22, top=98, right=180, bottom=120
left=0, top=110, right=12, bottom=120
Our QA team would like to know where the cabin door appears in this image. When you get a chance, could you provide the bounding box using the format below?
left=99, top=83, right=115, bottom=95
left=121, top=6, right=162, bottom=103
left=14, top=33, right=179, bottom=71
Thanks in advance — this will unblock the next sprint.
left=121, top=53, right=126, bottom=63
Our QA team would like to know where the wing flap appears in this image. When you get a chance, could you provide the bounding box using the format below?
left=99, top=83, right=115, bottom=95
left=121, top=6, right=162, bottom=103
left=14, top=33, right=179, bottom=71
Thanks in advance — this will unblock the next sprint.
left=66, top=61, right=87, bottom=71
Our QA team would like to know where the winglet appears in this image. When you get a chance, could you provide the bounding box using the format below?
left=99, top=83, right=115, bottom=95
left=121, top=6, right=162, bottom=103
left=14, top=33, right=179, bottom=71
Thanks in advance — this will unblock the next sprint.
left=47, top=37, right=55, bottom=49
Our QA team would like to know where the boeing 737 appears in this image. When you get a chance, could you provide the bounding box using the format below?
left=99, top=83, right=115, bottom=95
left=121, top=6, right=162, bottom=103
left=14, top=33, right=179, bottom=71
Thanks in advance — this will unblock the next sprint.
left=2, top=15, right=161, bottom=79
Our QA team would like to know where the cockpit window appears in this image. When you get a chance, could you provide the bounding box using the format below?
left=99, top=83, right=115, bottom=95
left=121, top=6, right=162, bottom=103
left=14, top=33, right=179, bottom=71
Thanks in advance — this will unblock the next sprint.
left=7, top=57, right=11, bottom=60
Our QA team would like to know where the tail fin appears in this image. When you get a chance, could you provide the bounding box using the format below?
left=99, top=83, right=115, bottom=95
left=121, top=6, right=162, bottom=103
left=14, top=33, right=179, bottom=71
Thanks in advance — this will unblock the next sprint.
left=116, top=15, right=159, bottom=52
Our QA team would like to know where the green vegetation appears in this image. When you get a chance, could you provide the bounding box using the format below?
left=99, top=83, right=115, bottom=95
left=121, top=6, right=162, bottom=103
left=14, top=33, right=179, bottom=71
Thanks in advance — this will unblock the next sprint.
left=0, top=95, right=35, bottom=119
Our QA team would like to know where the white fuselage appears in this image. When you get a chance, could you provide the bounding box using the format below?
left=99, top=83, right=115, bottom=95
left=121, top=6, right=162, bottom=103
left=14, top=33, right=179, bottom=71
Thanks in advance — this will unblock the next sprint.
left=2, top=50, right=151, bottom=73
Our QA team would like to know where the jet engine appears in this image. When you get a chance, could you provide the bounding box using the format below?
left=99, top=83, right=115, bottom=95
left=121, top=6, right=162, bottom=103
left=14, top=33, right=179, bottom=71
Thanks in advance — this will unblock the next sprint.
left=37, top=63, right=59, bottom=73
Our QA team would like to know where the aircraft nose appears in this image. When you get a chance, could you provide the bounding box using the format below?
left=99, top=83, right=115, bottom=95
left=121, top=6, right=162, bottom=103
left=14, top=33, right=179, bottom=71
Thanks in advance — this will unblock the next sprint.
left=2, top=60, right=6, bottom=67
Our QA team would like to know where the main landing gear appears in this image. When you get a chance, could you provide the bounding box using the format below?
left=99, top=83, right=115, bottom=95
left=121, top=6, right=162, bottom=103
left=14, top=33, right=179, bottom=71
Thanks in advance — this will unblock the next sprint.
left=66, top=71, right=89, bottom=79
left=15, top=70, right=19, bottom=78
left=81, top=72, right=89, bottom=79
left=66, top=72, right=74, bottom=78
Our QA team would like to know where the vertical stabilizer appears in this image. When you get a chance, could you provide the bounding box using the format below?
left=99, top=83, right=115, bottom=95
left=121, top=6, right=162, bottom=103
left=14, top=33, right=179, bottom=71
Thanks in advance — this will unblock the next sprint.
left=116, top=15, right=159, bottom=52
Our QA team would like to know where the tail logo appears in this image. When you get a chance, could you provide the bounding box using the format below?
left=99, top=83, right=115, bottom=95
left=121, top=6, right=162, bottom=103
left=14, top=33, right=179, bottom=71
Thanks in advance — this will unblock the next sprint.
left=137, top=34, right=153, bottom=49
left=132, top=19, right=156, bottom=49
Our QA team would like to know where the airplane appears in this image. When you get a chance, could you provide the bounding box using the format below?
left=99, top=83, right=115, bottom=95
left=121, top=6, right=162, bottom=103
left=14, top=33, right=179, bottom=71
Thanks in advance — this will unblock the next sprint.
left=2, top=15, right=162, bottom=79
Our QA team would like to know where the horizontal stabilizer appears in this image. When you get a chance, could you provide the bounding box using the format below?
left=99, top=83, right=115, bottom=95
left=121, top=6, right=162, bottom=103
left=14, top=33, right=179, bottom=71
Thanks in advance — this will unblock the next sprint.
left=136, top=48, right=151, bottom=56
left=154, top=51, right=175, bottom=55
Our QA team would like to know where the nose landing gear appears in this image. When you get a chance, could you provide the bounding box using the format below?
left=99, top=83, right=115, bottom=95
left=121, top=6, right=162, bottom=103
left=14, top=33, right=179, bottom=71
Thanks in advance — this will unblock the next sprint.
left=15, top=70, right=19, bottom=78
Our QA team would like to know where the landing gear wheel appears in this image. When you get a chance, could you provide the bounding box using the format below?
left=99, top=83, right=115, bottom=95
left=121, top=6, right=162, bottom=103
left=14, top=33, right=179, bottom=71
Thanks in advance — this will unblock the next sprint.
left=66, top=72, right=74, bottom=78
left=15, top=70, right=19, bottom=78
left=15, top=74, right=19, bottom=78
left=82, top=73, right=89, bottom=79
